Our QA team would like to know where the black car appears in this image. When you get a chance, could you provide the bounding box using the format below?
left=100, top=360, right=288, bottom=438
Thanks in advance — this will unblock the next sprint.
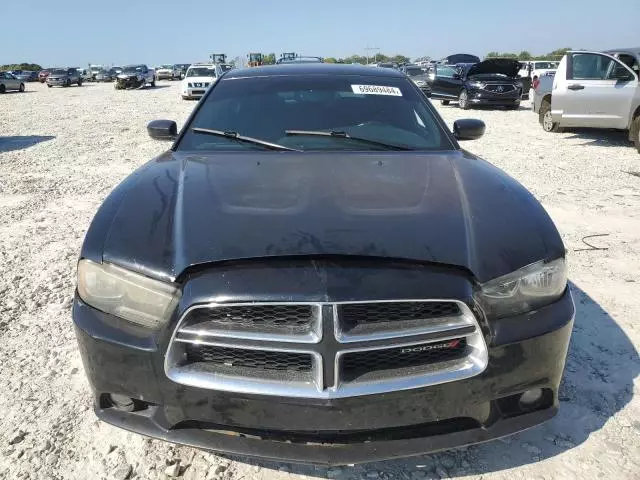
left=73, top=63, right=573, bottom=465
left=427, top=59, right=523, bottom=109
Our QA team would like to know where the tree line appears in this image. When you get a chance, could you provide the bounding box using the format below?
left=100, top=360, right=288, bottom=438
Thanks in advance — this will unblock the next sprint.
left=485, top=48, right=572, bottom=61
left=0, top=63, right=43, bottom=71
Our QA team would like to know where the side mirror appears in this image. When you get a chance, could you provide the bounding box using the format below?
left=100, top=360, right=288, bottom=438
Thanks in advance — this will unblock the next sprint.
left=453, top=119, right=485, bottom=141
left=147, top=120, right=177, bottom=141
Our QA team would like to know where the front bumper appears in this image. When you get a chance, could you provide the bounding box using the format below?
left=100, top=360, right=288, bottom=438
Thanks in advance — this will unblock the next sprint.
left=47, top=79, right=69, bottom=86
left=73, top=288, right=574, bottom=465
left=469, top=90, right=521, bottom=107
left=182, top=89, right=206, bottom=99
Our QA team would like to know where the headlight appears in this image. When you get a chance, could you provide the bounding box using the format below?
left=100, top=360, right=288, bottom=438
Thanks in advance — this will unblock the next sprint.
left=468, top=81, right=485, bottom=89
left=188, top=82, right=193, bottom=88
left=77, top=259, right=181, bottom=329
left=515, top=81, right=523, bottom=89
left=474, top=258, right=567, bottom=318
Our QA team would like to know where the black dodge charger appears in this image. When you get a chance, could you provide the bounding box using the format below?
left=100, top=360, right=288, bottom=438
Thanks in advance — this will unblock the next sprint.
left=73, top=64, right=573, bottom=465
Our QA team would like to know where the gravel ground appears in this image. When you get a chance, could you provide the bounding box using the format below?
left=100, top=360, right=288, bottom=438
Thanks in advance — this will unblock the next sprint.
left=1, top=81, right=639, bottom=480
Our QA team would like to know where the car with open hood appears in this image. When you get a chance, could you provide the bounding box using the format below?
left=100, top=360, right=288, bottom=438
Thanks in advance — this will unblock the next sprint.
left=427, top=58, right=523, bottom=109
left=114, top=64, right=155, bottom=90
left=180, top=63, right=219, bottom=100
left=73, top=63, right=574, bottom=465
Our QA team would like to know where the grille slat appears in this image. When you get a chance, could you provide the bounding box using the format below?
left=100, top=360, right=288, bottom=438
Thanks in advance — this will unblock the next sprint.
left=340, top=338, right=468, bottom=382
left=185, top=344, right=313, bottom=373
left=181, top=304, right=317, bottom=338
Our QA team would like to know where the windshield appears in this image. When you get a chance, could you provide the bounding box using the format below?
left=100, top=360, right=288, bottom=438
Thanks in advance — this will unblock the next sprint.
left=405, top=68, right=424, bottom=77
left=178, top=74, right=451, bottom=152
left=533, top=62, right=556, bottom=69
left=187, top=67, right=217, bottom=77
left=123, top=66, right=142, bottom=73
left=51, top=69, right=67, bottom=75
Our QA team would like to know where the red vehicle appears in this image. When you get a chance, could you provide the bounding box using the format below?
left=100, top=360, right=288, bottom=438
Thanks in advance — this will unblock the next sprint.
left=39, top=69, right=51, bottom=83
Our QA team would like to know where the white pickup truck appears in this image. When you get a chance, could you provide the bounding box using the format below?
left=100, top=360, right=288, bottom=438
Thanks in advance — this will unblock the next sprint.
left=538, top=49, right=640, bottom=153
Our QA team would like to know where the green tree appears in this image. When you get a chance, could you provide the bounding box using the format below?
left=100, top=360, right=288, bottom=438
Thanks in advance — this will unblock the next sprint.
left=518, top=51, right=532, bottom=60
left=0, top=63, right=42, bottom=71
left=324, top=57, right=338, bottom=63
left=263, top=53, right=276, bottom=65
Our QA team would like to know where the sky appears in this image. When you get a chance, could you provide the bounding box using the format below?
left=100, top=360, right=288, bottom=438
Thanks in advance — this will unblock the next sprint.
left=3, top=0, right=639, bottom=67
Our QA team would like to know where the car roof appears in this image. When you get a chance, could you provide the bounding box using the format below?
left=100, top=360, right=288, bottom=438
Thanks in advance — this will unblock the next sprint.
left=225, top=63, right=406, bottom=79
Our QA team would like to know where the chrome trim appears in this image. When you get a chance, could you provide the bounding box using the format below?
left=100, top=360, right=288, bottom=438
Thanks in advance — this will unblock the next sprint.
left=166, top=339, right=324, bottom=397
left=332, top=300, right=474, bottom=343
left=164, top=298, right=489, bottom=399
left=176, top=302, right=323, bottom=344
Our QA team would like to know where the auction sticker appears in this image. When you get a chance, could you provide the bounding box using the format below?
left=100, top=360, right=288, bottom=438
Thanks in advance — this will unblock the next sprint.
left=351, top=85, right=402, bottom=96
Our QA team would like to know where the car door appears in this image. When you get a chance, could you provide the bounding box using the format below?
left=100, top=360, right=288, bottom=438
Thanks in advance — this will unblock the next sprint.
left=4, top=72, right=19, bottom=90
left=554, top=52, right=637, bottom=128
left=430, top=65, right=461, bottom=99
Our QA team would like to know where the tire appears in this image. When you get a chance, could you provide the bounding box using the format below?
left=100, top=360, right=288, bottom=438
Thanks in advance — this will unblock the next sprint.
left=151, top=78, right=156, bottom=88
left=65, top=79, right=71, bottom=87
left=633, top=115, right=640, bottom=153
left=77, top=79, right=82, bottom=86
left=47, top=84, right=52, bottom=88
left=539, top=100, right=562, bottom=132
left=458, top=89, right=469, bottom=110
left=0, top=84, right=5, bottom=94
left=441, top=100, right=450, bottom=106
left=19, top=83, right=25, bottom=92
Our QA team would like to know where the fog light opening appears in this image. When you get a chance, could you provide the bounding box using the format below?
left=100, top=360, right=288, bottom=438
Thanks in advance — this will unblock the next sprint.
left=108, top=394, right=137, bottom=412
left=519, top=388, right=544, bottom=410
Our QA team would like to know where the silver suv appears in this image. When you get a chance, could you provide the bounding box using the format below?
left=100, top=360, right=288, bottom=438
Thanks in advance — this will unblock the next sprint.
left=539, top=49, right=640, bottom=153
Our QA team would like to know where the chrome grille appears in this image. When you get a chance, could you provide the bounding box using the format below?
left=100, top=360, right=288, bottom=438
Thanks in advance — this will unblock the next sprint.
left=165, top=300, right=488, bottom=399
left=485, top=84, right=516, bottom=93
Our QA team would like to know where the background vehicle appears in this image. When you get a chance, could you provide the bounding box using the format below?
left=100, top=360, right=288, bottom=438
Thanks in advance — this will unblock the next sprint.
left=518, top=61, right=557, bottom=81
left=9, top=70, right=32, bottom=82
left=210, top=53, right=227, bottom=64
left=174, top=64, right=190, bottom=79
left=46, top=67, right=83, bottom=87
left=95, top=69, right=114, bottom=82
left=439, top=53, right=480, bottom=65
left=401, top=64, right=430, bottom=94
left=115, top=64, right=155, bottom=89
left=277, top=55, right=323, bottom=64
left=605, top=47, right=640, bottom=77
left=531, top=71, right=555, bottom=114
left=427, top=59, right=523, bottom=109
left=277, top=52, right=297, bottom=63
left=540, top=50, right=640, bottom=152
left=248, top=53, right=264, bottom=67
left=38, top=69, right=52, bottom=83
left=0, top=71, right=26, bottom=93
left=181, top=63, right=218, bottom=99
left=156, top=64, right=180, bottom=80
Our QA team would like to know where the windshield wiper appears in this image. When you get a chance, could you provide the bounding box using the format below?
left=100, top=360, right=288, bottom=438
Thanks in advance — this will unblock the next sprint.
left=191, top=128, right=301, bottom=152
left=284, top=130, right=413, bottom=151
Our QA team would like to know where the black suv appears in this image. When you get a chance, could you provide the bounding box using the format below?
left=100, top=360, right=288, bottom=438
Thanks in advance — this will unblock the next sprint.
left=427, top=59, right=523, bottom=109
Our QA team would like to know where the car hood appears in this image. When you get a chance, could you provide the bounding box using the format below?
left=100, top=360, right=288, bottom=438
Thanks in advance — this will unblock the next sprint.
left=467, top=59, right=520, bottom=78
left=184, top=76, right=216, bottom=83
left=82, top=151, right=564, bottom=283
left=118, top=72, right=140, bottom=78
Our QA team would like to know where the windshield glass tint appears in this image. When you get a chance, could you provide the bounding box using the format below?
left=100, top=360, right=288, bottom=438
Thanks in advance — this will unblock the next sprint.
left=533, top=62, right=555, bottom=69
left=51, top=69, right=67, bottom=74
left=187, top=68, right=216, bottom=77
left=178, top=74, right=451, bottom=152
left=123, top=66, right=141, bottom=73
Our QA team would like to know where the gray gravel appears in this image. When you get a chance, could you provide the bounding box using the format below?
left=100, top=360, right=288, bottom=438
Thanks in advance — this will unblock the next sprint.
left=1, top=81, right=639, bottom=479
